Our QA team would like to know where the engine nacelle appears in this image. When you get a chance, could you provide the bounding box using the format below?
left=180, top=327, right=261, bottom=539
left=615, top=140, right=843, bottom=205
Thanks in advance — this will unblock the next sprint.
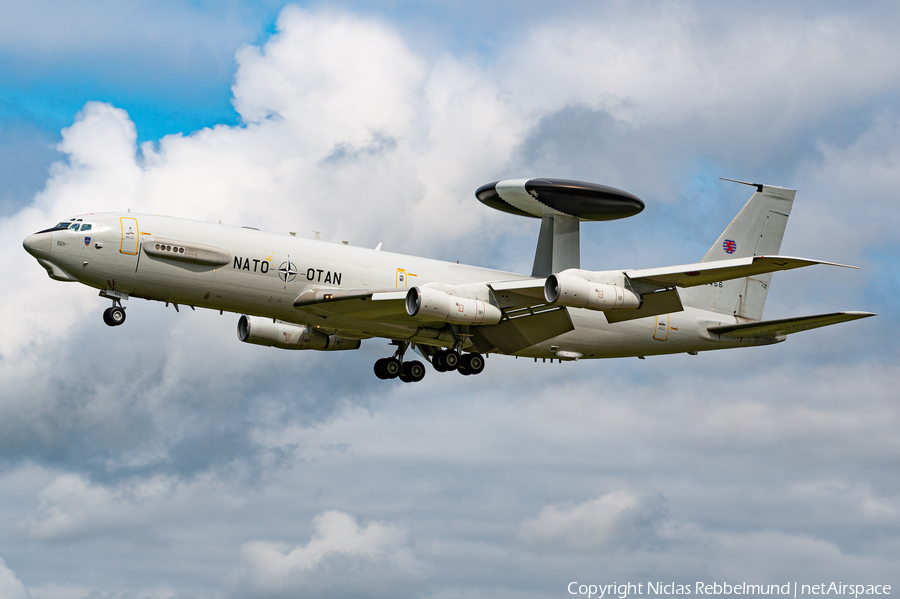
left=237, top=315, right=360, bottom=351
left=405, top=286, right=502, bottom=325
left=544, top=272, right=642, bottom=311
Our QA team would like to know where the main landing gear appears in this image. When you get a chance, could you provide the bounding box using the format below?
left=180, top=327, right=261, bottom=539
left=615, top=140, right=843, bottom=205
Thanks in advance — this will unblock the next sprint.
left=102, top=303, right=126, bottom=327
left=433, top=348, right=485, bottom=376
left=374, top=343, right=486, bottom=382
left=431, top=348, right=459, bottom=372
left=374, top=342, right=426, bottom=383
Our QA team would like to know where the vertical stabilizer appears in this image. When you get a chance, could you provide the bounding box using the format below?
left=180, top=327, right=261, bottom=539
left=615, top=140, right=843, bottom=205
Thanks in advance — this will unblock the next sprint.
left=681, top=183, right=795, bottom=319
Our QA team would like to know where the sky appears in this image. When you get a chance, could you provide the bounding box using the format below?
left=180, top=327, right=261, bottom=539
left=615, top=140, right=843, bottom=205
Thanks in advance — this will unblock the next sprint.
left=1, top=1, right=899, bottom=598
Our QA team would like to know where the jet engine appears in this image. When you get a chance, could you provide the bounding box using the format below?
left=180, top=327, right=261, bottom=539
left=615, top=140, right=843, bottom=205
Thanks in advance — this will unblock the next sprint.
left=405, top=286, right=502, bottom=325
left=237, top=315, right=360, bottom=350
left=544, top=272, right=641, bottom=311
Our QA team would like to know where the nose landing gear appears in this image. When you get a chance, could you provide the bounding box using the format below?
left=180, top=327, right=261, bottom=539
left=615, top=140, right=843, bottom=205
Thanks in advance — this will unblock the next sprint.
left=102, top=304, right=126, bottom=326
left=100, top=289, right=128, bottom=327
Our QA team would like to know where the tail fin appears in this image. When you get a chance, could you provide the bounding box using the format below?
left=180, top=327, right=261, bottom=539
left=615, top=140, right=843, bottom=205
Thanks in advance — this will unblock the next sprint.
left=681, top=182, right=795, bottom=320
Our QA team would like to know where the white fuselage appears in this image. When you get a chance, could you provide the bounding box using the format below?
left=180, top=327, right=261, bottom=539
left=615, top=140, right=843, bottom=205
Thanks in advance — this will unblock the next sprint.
left=28, top=212, right=772, bottom=359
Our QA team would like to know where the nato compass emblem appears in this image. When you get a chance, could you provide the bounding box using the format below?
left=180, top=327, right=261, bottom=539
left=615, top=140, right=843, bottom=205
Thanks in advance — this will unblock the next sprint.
left=723, top=239, right=737, bottom=254
left=84, top=236, right=91, bottom=246
left=278, top=259, right=298, bottom=284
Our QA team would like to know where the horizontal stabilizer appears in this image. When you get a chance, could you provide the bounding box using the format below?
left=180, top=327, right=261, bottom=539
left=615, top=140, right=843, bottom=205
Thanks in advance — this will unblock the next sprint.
left=627, top=255, right=857, bottom=293
left=708, top=311, right=875, bottom=338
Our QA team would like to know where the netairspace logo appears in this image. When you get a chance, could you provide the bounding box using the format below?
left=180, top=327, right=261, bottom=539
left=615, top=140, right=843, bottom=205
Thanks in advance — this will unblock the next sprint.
left=567, top=582, right=893, bottom=599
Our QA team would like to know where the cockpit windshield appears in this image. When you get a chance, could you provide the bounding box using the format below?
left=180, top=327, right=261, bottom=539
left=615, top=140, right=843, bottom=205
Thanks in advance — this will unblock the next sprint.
left=34, top=220, right=86, bottom=235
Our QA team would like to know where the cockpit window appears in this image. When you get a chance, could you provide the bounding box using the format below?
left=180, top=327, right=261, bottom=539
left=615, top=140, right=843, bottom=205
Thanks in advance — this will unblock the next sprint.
left=34, top=221, right=80, bottom=234
left=80, top=224, right=92, bottom=231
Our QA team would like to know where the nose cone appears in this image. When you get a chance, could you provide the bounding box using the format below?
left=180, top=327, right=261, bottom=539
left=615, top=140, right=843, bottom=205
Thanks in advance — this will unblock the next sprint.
left=23, top=232, right=52, bottom=259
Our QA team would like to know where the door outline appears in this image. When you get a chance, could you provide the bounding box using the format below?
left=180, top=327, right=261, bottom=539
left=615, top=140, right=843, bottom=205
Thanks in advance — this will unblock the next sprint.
left=653, top=314, right=669, bottom=341
left=120, top=217, right=139, bottom=255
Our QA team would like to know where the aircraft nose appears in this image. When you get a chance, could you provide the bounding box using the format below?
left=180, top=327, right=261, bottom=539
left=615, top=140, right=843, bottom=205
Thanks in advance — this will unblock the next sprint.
left=23, top=232, right=52, bottom=259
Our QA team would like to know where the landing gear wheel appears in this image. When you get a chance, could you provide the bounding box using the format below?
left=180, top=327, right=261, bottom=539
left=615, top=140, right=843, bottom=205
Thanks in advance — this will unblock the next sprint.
left=103, top=306, right=126, bottom=327
left=443, top=351, right=460, bottom=371
left=433, top=349, right=458, bottom=372
left=383, top=357, right=401, bottom=379
left=432, top=349, right=459, bottom=372
left=399, top=360, right=426, bottom=383
left=374, top=358, right=390, bottom=380
left=458, top=353, right=484, bottom=376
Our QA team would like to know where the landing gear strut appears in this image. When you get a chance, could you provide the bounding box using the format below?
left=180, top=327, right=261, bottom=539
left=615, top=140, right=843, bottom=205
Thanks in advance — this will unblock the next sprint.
left=374, top=341, right=425, bottom=383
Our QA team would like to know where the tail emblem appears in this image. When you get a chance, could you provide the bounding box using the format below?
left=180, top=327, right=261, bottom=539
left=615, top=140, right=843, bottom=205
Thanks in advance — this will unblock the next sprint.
left=723, top=239, right=737, bottom=254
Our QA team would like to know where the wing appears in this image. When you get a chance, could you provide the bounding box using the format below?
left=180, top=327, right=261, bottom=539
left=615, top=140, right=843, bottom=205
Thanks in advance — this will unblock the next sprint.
left=292, top=285, right=574, bottom=352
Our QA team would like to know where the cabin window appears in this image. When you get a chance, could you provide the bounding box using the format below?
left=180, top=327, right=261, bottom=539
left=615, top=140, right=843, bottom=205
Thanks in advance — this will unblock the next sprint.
left=80, top=224, right=92, bottom=231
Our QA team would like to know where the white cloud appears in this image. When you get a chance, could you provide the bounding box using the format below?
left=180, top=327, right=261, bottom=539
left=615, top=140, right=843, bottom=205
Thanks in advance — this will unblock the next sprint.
left=19, top=472, right=242, bottom=542
left=0, top=558, right=30, bottom=599
left=519, top=491, right=662, bottom=551
left=237, top=510, right=426, bottom=597
left=233, top=8, right=426, bottom=144
left=503, top=9, right=900, bottom=131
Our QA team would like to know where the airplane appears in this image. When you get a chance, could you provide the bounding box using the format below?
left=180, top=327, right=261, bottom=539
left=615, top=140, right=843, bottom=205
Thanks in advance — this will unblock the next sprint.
left=22, top=178, right=874, bottom=383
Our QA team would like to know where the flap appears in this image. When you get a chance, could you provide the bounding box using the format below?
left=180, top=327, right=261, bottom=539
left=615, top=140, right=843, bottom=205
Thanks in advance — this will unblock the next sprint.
left=489, top=278, right=546, bottom=296
left=605, top=288, right=684, bottom=323
left=627, top=255, right=857, bottom=292
left=489, top=278, right=548, bottom=308
left=708, top=311, right=875, bottom=338
left=471, top=307, right=574, bottom=354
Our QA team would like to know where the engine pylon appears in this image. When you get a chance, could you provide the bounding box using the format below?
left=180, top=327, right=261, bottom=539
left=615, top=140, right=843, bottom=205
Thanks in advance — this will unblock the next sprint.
left=475, top=179, right=644, bottom=277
